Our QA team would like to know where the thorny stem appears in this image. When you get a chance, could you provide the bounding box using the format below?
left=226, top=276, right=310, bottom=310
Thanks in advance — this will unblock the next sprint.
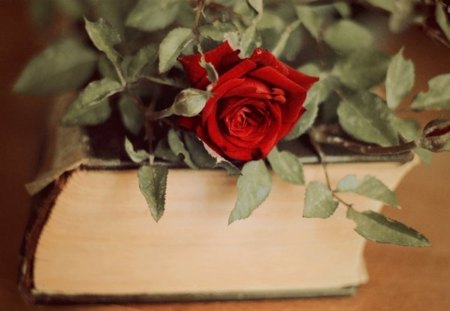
left=308, top=130, right=354, bottom=209
left=193, top=0, right=206, bottom=46
left=127, top=88, right=156, bottom=163
left=312, top=124, right=418, bottom=155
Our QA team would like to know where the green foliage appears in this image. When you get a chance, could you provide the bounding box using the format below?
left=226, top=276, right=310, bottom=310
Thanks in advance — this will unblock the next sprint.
left=62, top=78, right=123, bottom=126
left=126, top=0, right=181, bottom=32
left=411, top=73, right=450, bottom=110
left=20, top=0, right=443, bottom=246
left=337, top=92, right=399, bottom=146
left=200, top=22, right=238, bottom=42
left=53, top=0, right=86, bottom=18
left=85, top=18, right=122, bottom=68
left=158, top=27, right=194, bottom=73
left=229, top=160, right=271, bottom=224
left=324, top=20, right=374, bottom=53
left=303, top=181, right=338, bottom=218
left=386, top=48, right=415, bottom=110
left=346, top=207, right=430, bottom=247
left=389, top=115, right=420, bottom=141
left=285, top=76, right=333, bottom=140
left=336, top=175, right=399, bottom=207
left=436, top=3, right=450, bottom=41
left=414, top=147, right=432, bottom=165
left=332, top=49, right=390, bottom=90
left=118, top=94, right=144, bottom=135
left=14, top=38, right=96, bottom=95
left=126, top=44, right=158, bottom=82
left=125, top=138, right=149, bottom=163
left=182, top=132, right=217, bottom=169
left=267, top=147, right=304, bottom=185
left=295, top=4, right=323, bottom=39
left=90, top=0, right=135, bottom=38
left=167, top=129, right=197, bottom=169
left=271, top=20, right=301, bottom=58
left=155, top=138, right=182, bottom=163
left=215, top=161, right=242, bottom=176
left=364, top=0, right=394, bottom=12
left=138, top=165, right=169, bottom=222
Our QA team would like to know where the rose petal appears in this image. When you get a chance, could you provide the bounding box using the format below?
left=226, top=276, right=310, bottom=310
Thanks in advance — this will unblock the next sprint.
left=214, top=59, right=257, bottom=87
left=178, top=41, right=240, bottom=89
left=249, top=66, right=306, bottom=94
left=250, top=48, right=319, bottom=90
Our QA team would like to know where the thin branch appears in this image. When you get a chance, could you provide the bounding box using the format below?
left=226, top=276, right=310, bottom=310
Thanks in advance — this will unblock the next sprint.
left=308, top=129, right=354, bottom=209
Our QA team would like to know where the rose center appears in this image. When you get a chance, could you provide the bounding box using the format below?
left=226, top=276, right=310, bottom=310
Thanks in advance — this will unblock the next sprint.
left=223, top=103, right=269, bottom=139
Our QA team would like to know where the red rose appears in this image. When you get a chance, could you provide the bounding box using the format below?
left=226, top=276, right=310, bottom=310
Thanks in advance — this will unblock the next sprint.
left=178, top=41, right=318, bottom=161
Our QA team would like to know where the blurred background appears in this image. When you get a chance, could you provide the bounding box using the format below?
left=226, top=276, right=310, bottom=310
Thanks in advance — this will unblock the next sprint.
left=0, top=0, right=449, bottom=310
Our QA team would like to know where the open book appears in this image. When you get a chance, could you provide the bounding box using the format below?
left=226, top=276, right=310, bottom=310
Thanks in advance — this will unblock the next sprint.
left=20, top=97, right=417, bottom=303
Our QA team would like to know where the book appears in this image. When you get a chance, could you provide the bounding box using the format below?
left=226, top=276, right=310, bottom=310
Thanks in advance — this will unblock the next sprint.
left=19, top=96, right=417, bottom=304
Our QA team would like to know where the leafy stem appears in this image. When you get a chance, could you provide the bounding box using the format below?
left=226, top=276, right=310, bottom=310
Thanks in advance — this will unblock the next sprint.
left=308, top=129, right=353, bottom=209
left=311, top=124, right=418, bottom=155
left=127, top=88, right=155, bottom=162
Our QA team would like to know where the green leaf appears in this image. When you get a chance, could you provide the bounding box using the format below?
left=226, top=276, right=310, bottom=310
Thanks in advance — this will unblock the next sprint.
left=240, top=23, right=260, bottom=58
left=53, top=0, right=87, bottom=17
left=303, top=181, right=338, bottom=219
left=386, top=48, right=415, bottom=110
left=333, top=49, right=390, bottom=90
left=215, top=161, right=241, bottom=176
left=271, top=20, right=301, bottom=58
left=62, top=78, right=123, bottom=126
left=324, top=20, right=374, bottom=53
left=414, top=147, right=432, bottom=165
left=91, top=0, right=135, bottom=38
left=411, top=73, right=450, bottom=110
left=126, top=44, right=158, bottom=81
left=436, top=2, right=450, bottom=41
left=200, top=22, right=238, bottom=41
left=155, top=137, right=182, bottom=163
left=159, top=27, right=194, bottom=73
left=337, top=175, right=398, bottom=207
left=98, top=55, right=119, bottom=80
left=167, top=129, right=197, bottom=169
left=85, top=18, right=122, bottom=66
left=389, top=115, right=419, bottom=141
left=182, top=131, right=217, bottom=168
left=347, top=207, right=430, bottom=247
left=124, top=138, right=149, bottom=163
left=334, top=1, right=352, bottom=17
left=138, top=165, right=168, bottom=222
left=247, top=0, right=263, bottom=17
left=257, top=11, right=285, bottom=32
left=119, top=94, right=144, bottom=135
left=295, top=5, right=322, bottom=39
left=337, top=92, right=399, bottom=146
left=126, top=0, right=181, bottom=32
left=388, top=0, right=417, bottom=33
left=173, top=88, right=210, bottom=116
left=365, top=0, right=395, bottom=12
left=297, top=62, right=321, bottom=76
left=14, top=38, right=96, bottom=95
left=267, top=147, right=304, bottom=185
left=228, top=160, right=271, bottom=224
left=284, top=78, right=331, bottom=140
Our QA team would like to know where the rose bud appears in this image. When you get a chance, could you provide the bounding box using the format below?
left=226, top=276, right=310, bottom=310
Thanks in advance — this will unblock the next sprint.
left=178, top=41, right=319, bottom=161
left=419, top=119, right=450, bottom=152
